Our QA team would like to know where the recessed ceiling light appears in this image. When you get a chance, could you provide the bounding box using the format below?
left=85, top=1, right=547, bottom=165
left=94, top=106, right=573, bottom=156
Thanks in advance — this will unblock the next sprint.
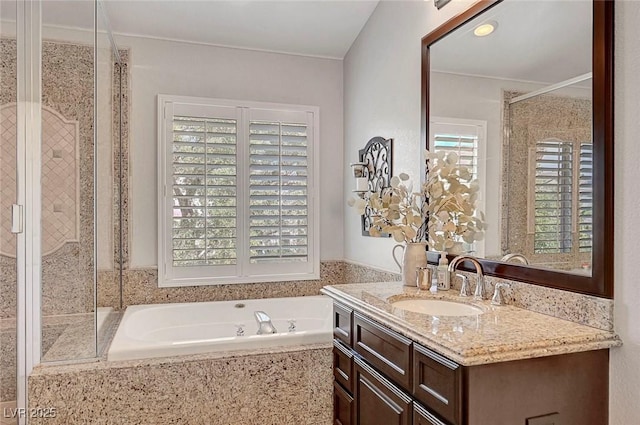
left=474, top=21, right=498, bottom=37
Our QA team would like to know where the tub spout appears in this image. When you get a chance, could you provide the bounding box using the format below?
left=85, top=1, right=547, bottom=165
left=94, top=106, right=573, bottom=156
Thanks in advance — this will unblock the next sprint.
left=254, top=311, right=278, bottom=335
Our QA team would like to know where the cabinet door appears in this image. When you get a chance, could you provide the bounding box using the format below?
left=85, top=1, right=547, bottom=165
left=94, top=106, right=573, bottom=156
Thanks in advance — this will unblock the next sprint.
left=354, top=312, right=413, bottom=389
left=334, top=303, right=353, bottom=347
left=334, top=381, right=354, bottom=425
left=413, top=343, right=462, bottom=425
left=334, top=340, right=354, bottom=394
left=354, top=357, right=412, bottom=425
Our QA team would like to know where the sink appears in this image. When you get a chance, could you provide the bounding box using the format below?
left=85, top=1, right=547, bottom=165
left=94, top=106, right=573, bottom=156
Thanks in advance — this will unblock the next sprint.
left=391, top=299, right=483, bottom=316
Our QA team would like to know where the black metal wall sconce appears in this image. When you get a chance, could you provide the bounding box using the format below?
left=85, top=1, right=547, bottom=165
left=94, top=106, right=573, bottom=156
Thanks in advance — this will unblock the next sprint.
left=350, top=136, right=392, bottom=236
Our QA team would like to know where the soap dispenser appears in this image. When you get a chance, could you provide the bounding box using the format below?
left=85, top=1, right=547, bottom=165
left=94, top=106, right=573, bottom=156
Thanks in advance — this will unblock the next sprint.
left=437, top=252, right=450, bottom=290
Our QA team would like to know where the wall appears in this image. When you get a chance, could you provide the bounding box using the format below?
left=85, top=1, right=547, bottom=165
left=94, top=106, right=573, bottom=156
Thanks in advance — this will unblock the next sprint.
left=343, top=0, right=474, bottom=273
left=344, top=0, right=640, bottom=421
left=114, top=34, right=345, bottom=268
left=611, top=0, right=640, bottom=422
left=429, top=71, right=590, bottom=259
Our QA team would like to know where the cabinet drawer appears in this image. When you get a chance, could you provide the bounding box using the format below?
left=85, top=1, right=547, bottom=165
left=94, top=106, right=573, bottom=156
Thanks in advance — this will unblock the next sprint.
left=354, top=356, right=412, bottom=425
left=334, top=340, right=354, bottom=394
left=354, top=312, right=412, bottom=389
left=413, top=404, right=447, bottom=425
left=334, top=380, right=354, bottom=425
left=413, top=343, right=462, bottom=425
left=334, top=303, right=353, bottom=347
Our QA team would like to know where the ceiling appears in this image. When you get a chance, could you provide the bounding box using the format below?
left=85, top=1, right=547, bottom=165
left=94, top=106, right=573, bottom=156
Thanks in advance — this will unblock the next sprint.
left=34, top=0, right=380, bottom=59
left=430, top=1, right=592, bottom=86
left=7, top=0, right=592, bottom=77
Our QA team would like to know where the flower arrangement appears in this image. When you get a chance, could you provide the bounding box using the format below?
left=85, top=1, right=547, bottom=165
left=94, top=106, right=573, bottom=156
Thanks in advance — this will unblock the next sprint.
left=348, top=150, right=485, bottom=252
left=348, top=173, right=426, bottom=243
left=425, top=150, right=485, bottom=251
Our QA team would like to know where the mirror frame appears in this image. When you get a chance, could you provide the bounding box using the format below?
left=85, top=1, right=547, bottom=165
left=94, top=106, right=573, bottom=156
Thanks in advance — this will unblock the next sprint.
left=421, top=0, right=614, bottom=298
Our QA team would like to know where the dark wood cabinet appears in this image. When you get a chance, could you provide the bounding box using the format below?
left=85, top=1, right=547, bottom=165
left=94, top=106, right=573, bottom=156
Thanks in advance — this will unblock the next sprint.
left=354, top=357, right=412, bottom=425
left=354, top=312, right=413, bottom=389
left=333, top=340, right=354, bottom=393
left=413, top=404, right=447, bottom=425
left=413, top=343, right=462, bottom=425
left=334, top=380, right=354, bottom=425
left=331, top=302, right=609, bottom=425
left=334, top=302, right=353, bottom=347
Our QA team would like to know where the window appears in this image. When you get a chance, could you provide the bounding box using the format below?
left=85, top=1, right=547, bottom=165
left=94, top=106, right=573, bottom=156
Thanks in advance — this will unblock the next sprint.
left=429, top=117, right=487, bottom=256
left=529, top=139, right=593, bottom=254
left=158, top=95, right=319, bottom=287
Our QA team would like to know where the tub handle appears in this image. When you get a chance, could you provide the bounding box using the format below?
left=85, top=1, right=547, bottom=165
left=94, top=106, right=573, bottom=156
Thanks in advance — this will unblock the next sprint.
left=235, top=324, right=245, bottom=337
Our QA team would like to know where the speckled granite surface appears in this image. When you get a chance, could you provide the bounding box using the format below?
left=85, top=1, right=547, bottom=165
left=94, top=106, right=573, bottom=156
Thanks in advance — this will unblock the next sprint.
left=29, top=344, right=332, bottom=425
left=110, top=260, right=400, bottom=309
left=451, top=272, right=615, bottom=331
left=322, top=281, right=621, bottom=366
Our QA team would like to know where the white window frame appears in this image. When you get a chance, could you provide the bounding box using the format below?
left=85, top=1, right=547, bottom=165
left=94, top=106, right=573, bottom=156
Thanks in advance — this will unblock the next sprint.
left=157, top=95, right=320, bottom=287
left=429, top=117, right=487, bottom=257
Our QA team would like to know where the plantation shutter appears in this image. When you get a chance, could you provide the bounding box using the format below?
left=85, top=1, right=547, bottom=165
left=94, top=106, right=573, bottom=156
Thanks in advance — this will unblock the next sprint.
left=533, top=140, right=573, bottom=253
left=159, top=96, right=318, bottom=287
left=249, top=120, right=309, bottom=264
left=432, top=134, right=479, bottom=179
left=429, top=118, right=487, bottom=257
left=578, top=143, right=593, bottom=252
left=171, top=115, right=238, bottom=267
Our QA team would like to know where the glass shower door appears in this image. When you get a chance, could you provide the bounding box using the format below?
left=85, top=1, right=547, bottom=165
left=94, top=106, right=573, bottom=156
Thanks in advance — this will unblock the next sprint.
left=0, top=1, right=20, bottom=423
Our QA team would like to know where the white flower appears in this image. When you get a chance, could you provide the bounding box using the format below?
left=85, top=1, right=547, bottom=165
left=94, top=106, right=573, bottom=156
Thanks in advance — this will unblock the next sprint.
left=347, top=172, right=427, bottom=243
left=425, top=150, right=486, bottom=251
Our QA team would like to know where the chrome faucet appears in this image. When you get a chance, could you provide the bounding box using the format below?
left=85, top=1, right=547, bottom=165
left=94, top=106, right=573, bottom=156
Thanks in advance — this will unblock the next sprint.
left=448, top=255, right=487, bottom=300
left=500, top=253, right=529, bottom=265
left=254, top=311, right=278, bottom=335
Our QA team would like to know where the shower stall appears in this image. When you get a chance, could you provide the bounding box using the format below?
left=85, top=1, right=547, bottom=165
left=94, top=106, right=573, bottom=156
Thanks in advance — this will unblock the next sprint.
left=0, top=1, right=124, bottom=423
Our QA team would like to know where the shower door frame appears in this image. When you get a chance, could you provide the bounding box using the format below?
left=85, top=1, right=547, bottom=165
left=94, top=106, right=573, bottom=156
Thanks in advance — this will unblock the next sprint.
left=14, top=0, right=42, bottom=422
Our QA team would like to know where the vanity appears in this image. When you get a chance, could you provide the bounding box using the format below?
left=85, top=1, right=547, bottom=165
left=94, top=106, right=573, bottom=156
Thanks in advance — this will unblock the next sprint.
left=322, top=282, right=620, bottom=425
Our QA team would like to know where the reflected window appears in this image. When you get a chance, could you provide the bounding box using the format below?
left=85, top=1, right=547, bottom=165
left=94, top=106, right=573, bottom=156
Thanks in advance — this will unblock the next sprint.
left=430, top=117, right=486, bottom=256
left=531, top=139, right=592, bottom=254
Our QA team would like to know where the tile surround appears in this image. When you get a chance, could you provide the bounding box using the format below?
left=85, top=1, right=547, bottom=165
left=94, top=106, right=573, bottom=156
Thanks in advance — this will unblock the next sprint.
left=28, top=345, right=332, bottom=425
left=452, top=272, right=614, bottom=331
left=94, top=260, right=401, bottom=309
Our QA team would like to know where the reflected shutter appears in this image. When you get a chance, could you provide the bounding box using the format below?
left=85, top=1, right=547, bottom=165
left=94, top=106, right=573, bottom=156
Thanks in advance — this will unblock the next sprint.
left=533, top=140, right=573, bottom=254
left=578, top=143, right=593, bottom=252
left=432, top=134, right=479, bottom=179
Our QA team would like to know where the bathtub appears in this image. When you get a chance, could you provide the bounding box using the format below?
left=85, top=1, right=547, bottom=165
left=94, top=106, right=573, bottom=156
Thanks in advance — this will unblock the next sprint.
left=107, top=295, right=333, bottom=361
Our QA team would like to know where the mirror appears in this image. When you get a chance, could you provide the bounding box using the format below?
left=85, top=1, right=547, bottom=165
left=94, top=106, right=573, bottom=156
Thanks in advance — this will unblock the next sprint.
left=422, top=0, right=613, bottom=297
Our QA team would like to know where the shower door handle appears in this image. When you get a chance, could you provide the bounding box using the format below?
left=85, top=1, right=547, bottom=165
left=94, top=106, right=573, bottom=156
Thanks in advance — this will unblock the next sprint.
left=11, top=204, right=23, bottom=234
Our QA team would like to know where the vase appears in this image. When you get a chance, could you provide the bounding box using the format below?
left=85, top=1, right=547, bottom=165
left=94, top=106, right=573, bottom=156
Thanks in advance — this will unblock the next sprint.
left=392, top=242, right=428, bottom=287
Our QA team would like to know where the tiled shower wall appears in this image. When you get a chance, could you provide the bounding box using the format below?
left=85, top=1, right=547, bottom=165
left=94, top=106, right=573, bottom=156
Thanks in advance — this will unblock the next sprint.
left=0, top=38, right=102, bottom=401
left=501, top=91, right=592, bottom=270
left=0, top=39, right=95, bottom=321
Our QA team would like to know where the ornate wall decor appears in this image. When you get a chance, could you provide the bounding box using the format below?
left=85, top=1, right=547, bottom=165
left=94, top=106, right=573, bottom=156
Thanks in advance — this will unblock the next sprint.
left=359, top=137, right=392, bottom=236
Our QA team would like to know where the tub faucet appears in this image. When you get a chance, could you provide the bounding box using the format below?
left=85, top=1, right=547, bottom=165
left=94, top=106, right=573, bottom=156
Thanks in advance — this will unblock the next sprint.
left=500, top=253, right=529, bottom=265
left=254, top=311, right=278, bottom=335
left=448, top=255, right=487, bottom=300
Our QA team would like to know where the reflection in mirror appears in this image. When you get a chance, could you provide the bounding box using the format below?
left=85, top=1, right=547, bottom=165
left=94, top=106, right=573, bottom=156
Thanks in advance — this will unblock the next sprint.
left=428, top=0, right=593, bottom=276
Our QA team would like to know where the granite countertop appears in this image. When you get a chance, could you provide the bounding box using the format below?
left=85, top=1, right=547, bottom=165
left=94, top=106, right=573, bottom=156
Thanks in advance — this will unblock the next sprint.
left=321, top=281, right=621, bottom=366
